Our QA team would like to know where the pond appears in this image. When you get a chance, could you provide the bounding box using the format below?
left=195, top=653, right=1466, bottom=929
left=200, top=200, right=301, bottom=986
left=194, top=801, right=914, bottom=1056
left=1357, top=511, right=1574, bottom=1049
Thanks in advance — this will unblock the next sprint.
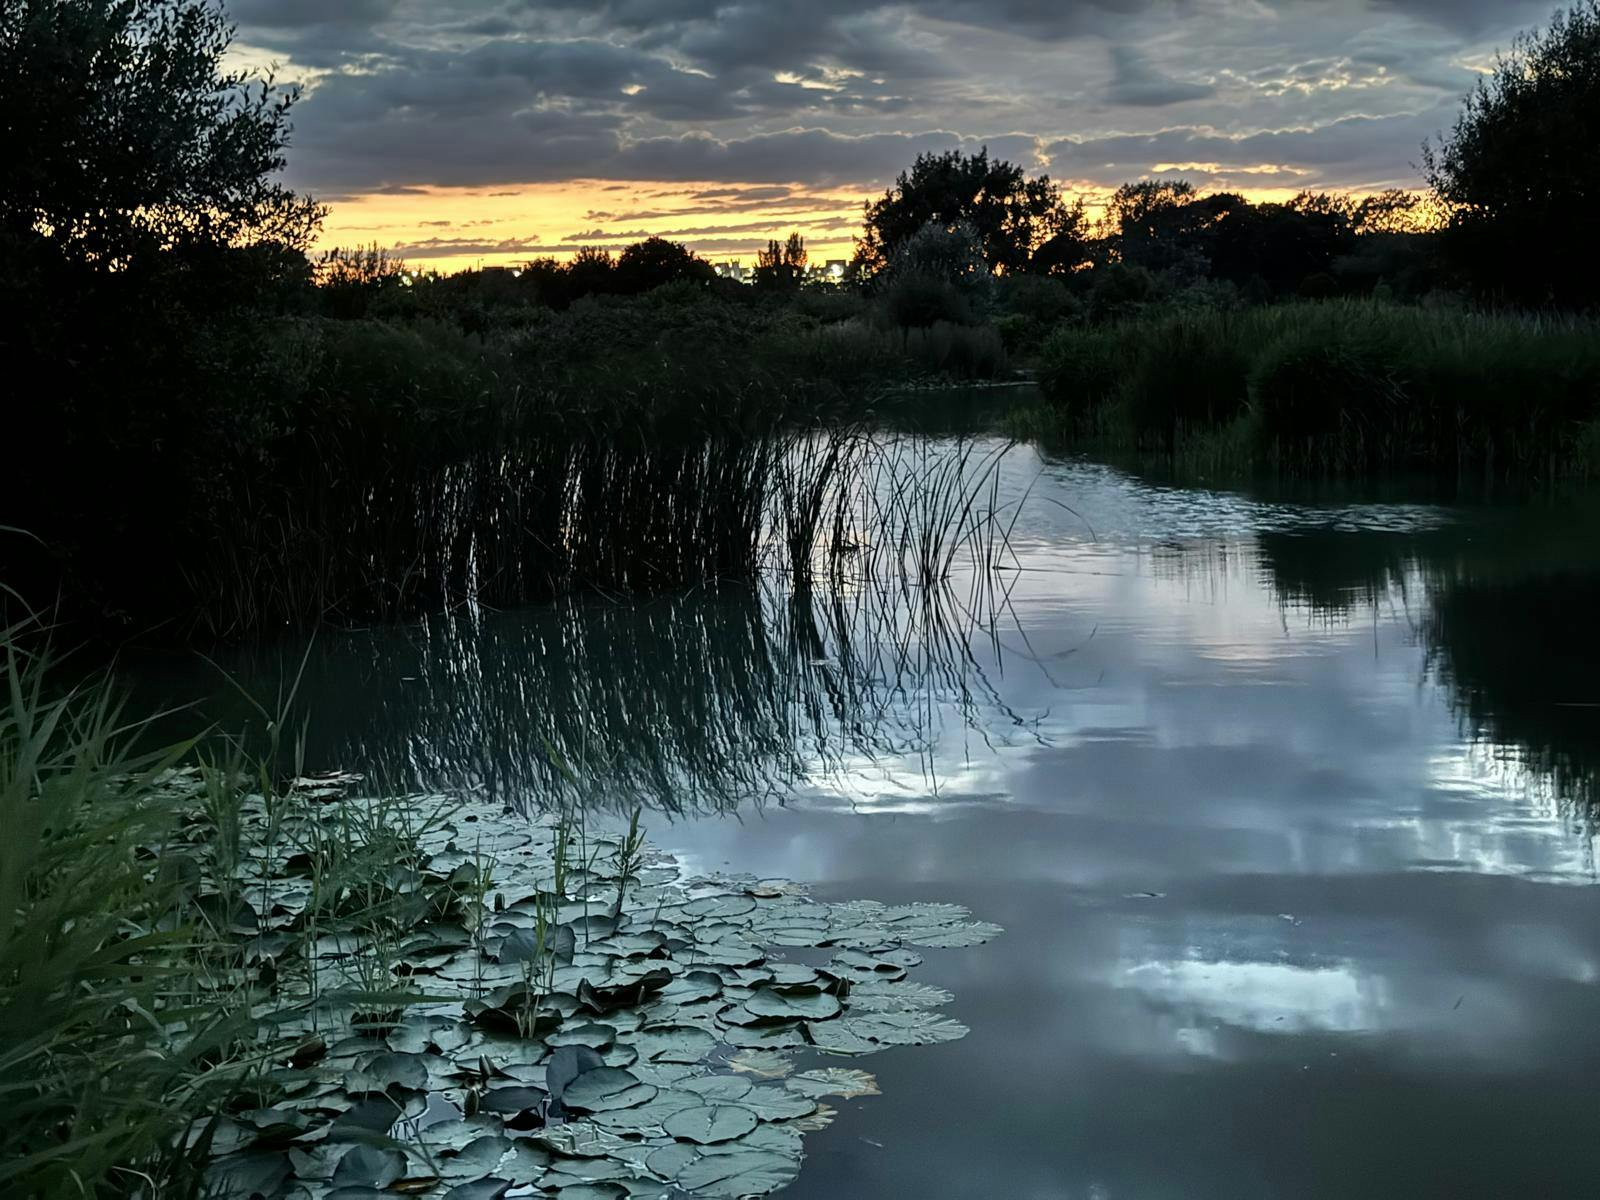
left=123, top=426, right=1600, bottom=1198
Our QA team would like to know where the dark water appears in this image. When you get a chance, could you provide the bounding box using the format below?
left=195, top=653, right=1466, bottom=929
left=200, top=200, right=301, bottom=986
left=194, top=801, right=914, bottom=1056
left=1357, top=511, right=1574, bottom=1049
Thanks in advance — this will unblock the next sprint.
left=124, top=439, right=1600, bottom=1198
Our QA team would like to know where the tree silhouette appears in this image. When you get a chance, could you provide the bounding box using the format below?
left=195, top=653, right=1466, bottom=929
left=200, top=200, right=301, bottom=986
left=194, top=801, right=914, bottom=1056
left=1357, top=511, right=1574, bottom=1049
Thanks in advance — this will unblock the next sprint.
left=0, top=0, right=323, bottom=270
left=615, top=236, right=714, bottom=293
left=1424, top=0, right=1600, bottom=305
left=856, top=148, right=1069, bottom=276
left=754, top=232, right=807, bottom=290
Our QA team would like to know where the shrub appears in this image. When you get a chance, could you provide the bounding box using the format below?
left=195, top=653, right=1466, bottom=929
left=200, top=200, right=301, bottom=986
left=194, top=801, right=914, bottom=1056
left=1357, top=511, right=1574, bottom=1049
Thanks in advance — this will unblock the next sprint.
left=876, top=270, right=979, bottom=328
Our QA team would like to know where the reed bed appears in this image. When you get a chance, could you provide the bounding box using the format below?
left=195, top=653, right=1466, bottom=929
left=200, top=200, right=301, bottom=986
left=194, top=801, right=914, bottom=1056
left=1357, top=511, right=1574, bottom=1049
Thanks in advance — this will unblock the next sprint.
left=1025, top=300, right=1600, bottom=477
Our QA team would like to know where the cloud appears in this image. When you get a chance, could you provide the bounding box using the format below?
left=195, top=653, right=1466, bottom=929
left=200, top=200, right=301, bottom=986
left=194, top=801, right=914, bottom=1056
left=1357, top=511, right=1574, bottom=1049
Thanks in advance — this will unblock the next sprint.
left=1105, top=46, right=1216, bottom=107
left=1045, top=105, right=1456, bottom=188
left=239, top=0, right=1524, bottom=199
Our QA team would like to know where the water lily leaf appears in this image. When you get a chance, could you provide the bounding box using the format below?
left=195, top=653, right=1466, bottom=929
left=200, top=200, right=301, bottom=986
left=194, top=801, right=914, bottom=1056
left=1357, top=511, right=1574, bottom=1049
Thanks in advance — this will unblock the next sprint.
left=495, top=1141, right=552, bottom=1186
left=877, top=948, right=925, bottom=969
left=684, top=895, right=757, bottom=921
left=736, top=1086, right=817, bottom=1122
left=206, top=1150, right=293, bottom=1198
left=531, top=1124, right=634, bottom=1158
left=498, top=928, right=552, bottom=963
left=331, top=1095, right=423, bottom=1138
left=631, top=1024, right=716, bottom=1064
left=678, top=1075, right=753, bottom=1103
left=807, top=1011, right=969, bottom=1055
left=663, top=1103, right=759, bottom=1145
left=444, top=1180, right=512, bottom=1200
left=388, top=1016, right=470, bottom=1055
left=645, top=1140, right=697, bottom=1182
left=789, top=1103, right=837, bottom=1133
left=561, top=1067, right=657, bottom=1113
left=333, top=1146, right=408, bottom=1188
left=437, top=1135, right=512, bottom=1183
left=688, top=940, right=766, bottom=968
left=343, top=1052, right=430, bottom=1094
left=553, top=1186, right=627, bottom=1200
left=576, top=969, right=672, bottom=1015
left=546, top=1045, right=607, bottom=1107
left=828, top=949, right=908, bottom=979
left=589, top=1088, right=700, bottom=1132
left=745, top=987, right=841, bottom=1021
left=785, top=1068, right=880, bottom=1100
left=673, top=1149, right=799, bottom=1197
left=592, top=931, right=669, bottom=958
left=540, top=1155, right=639, bottom=1186
left=630, top=1061, right=702, bottom=1088
left=477, top=1085, right=547, bottom=1118
left=894, top=921, right=1003, bottom=948
left=658, top=969, right=723, bottom=1003
left=845, top=981, right=953, bottom=1011
left=719, top=1022, right=808, bottom=1050
left=548, top=1022, right=616, bottom=1050
left=728, top=1050, right=793, bottom=1079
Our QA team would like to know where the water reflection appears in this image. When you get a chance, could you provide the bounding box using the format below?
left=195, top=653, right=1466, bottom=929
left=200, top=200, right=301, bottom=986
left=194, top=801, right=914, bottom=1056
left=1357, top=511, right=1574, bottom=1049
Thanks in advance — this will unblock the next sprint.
left=142, top=575, right=1049, bottom=816
left=120, top=447, right=1600, bottom=1199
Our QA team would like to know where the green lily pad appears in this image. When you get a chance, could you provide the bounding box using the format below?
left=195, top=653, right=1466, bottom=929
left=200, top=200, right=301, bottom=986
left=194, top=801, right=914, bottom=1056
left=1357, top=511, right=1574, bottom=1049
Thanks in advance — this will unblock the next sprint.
left=745, top=987, right=842, bottom=1021
left=846, top=980, right=954, bottom=1011
left=560, top=1067, right=657, bottom=1113
left=332, top=1145, right=407, bottom=1188
left=785, top=1068, right=881, bottom=1100
left=630, top=1024, right=717, bottom=1064
left=673, top=1149, right=800, bottom=1197
left=807, top=1010, right=970, bottom=1055
left=662, top=1103, right=759, bottom=1145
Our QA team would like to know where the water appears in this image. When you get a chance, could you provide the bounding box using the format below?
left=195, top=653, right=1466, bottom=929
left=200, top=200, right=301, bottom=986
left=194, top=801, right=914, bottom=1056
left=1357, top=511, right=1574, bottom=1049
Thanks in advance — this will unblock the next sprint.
left=123, top=436, right=1600, bottom=1198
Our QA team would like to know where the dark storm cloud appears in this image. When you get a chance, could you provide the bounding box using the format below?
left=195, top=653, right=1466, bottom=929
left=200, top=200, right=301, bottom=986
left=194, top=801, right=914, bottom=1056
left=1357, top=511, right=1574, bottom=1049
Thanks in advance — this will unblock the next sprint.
left=1360, top=0, right=1551, bottom=34
left=228, top=0, right=399, bottom=28
left=241, top=0, right=1535, bottom=196
left=1105, top=46, right=1216, bottom=107
left=1045, top=104, right=1455, bottom=183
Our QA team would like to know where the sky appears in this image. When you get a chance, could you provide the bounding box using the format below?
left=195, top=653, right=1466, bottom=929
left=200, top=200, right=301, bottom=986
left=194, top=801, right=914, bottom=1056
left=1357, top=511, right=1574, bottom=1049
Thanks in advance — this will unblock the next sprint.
left=224, top=0, right=1553, bottom=272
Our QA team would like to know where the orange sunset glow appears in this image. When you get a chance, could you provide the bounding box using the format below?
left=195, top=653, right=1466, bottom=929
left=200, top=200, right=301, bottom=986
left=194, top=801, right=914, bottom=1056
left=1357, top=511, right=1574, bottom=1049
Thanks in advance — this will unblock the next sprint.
left=314, top=181, right=877, bottom=274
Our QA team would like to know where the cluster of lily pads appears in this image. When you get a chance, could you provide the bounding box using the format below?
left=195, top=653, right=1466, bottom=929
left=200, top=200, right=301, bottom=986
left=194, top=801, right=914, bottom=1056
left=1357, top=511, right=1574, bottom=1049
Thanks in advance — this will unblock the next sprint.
left=164, top=770, right=1001, bottom=1199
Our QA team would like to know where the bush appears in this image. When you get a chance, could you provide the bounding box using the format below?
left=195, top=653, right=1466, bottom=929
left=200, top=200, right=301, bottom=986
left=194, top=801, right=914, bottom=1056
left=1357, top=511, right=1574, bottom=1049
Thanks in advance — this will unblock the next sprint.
left=1247, top=320, right=1411, bottom=467
left=876, top=270, right=979, bottom=328
left=1028, top=299, right=1600, bottom=475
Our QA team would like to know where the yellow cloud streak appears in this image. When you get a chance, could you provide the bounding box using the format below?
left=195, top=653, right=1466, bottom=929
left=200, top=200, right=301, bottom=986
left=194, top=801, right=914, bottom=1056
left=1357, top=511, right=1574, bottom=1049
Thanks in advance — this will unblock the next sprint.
left=315, top=180, right=873, bottom=273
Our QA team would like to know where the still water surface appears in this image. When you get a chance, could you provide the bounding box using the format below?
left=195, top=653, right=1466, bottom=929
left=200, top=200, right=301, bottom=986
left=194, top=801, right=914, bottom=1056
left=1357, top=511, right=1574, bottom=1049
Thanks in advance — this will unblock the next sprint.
left=128, top=437, right=1600, bottom=1198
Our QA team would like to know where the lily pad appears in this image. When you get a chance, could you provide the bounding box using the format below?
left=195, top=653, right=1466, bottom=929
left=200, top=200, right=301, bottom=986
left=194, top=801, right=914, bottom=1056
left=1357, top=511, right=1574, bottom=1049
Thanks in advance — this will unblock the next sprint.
left=785, top=1068, right=880, bottom=1100
left=807, top=1011, right=970, bottom=1055
left=333, top=1146, right=408, bottom=1189
left=560, top=1067, right=657, bottom=1113
left=630, top=1024, right=717, bottom=1064
left=745, top=987, right=842, bottom=1021
left=673, top=1149, right=800, bottom=1197
left=663, top=1103, right=760, bottom=1145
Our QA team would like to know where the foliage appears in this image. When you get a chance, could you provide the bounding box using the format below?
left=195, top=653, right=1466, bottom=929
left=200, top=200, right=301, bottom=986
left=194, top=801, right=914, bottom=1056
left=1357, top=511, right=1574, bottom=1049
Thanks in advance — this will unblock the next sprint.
left=1424, top=0, right=1600, bottom=305
left=855, top=148, right=1070, bottom=276
left=1030, top=301, right=1600, bottom=475
left=615, top=235, right=715, bottom=293
left=753, top=232, right=807, bottom=291
left=0, top=0, right=323, bottom=267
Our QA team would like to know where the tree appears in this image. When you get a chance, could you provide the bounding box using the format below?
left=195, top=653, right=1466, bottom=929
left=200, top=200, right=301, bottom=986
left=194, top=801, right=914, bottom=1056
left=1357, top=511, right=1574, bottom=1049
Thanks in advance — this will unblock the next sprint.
left=856, top=148, right=1069, bottom=276
left=753, top=232, right=806, bottom=290
left=614, top=236, right=713, bottom=294
left=1423, top=0, right=1600, bottom=305
left=565, top=245, right=617, bottom=298
left=1207, top=194, right=1356, bottom=296
left=1028, top=198, right=1093, bottom=276
left=0, top=0, right=324, bottom=270
left=1104, top=180, right=1234, bottom=279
